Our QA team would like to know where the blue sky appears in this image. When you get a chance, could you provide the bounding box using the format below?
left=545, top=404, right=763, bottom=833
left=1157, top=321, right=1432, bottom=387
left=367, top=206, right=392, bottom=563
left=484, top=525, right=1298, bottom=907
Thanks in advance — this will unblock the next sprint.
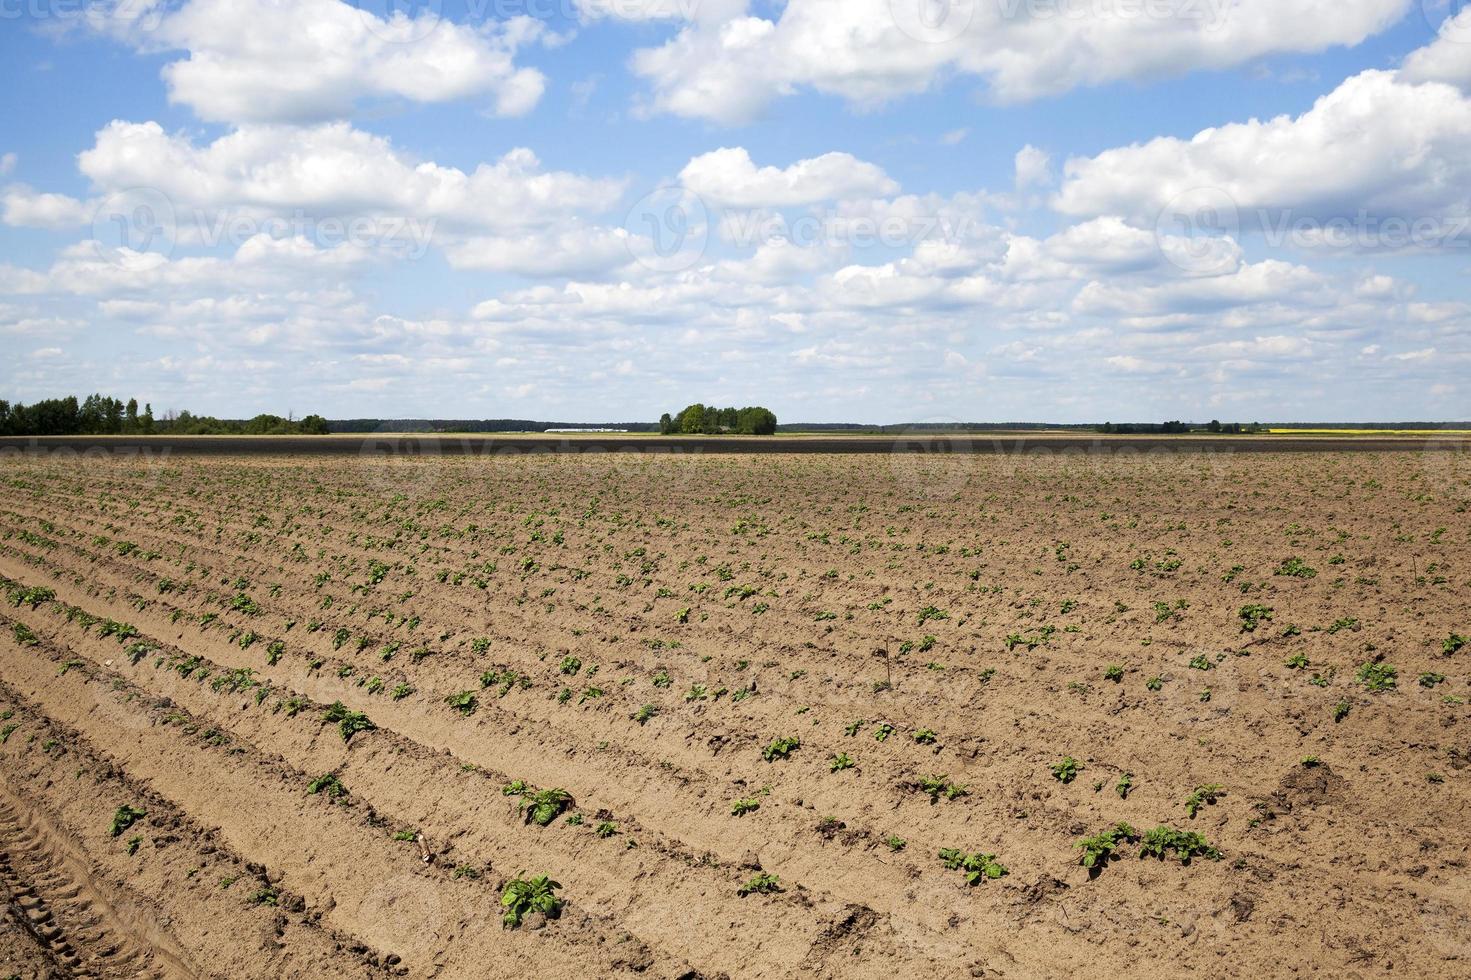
left=1, top=0, right=1469, bottom=423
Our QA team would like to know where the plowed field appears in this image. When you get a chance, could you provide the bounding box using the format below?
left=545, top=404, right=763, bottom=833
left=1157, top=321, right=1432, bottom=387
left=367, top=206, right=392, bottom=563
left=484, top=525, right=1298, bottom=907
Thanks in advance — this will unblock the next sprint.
left=0, top=448, right=1468, bottom=978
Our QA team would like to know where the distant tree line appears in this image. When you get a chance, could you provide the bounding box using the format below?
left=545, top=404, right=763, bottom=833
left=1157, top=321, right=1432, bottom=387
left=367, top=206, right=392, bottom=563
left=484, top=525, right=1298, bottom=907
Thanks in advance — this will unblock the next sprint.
left=330, top=419, right=659, bottom=433
left=0, top=394, right=327, bottom=436
left=659, top=404, right=778, bottom=435
left=1096, top=420, right=1264, bottom=434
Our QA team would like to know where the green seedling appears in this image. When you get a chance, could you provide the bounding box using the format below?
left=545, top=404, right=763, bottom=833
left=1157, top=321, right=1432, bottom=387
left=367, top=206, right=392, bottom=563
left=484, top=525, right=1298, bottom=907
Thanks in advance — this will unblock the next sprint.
left=1356, top=662, right=1397, bottom=692
left=110, top=805, right=146, bottom=837
left=763, top=736, right=800, bottom=762
left=737, top=873, right=782, bottom=896
left=1184, top=784, right=1225, bottom=818
left=307, top=773, right=346, bottom=799
left=1051, top=757, right=1082, bottom=784
left=916, top=774, right=968, bottom=803
left=1276, top=557, right=1317, bottom=579
left=516, top=787, right=574, bottom=827
left=445, top=690, right=478, bottom=715
left=1238, top=604, right=1273, bottom=632
left=1137, top=826, right=1221, bottom=864
left=1077, top=822, right=1139, bottom=876
left=938, top=848, right=1007, bottom=885
left=501, top=874, right=562, bottom=928
left=1115, top=772, right=1134, bottom=799
left=323, top=702, right=375, bottom=743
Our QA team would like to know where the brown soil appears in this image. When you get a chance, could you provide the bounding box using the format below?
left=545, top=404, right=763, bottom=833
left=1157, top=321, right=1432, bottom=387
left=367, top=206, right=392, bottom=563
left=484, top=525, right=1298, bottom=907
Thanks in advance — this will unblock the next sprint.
left=0, top=449, right=1468, bottom=978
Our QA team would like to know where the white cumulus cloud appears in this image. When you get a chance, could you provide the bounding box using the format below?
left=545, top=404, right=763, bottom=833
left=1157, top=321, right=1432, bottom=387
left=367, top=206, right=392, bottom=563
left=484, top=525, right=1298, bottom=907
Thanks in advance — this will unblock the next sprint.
left=679, top=147, right=899, bottom=207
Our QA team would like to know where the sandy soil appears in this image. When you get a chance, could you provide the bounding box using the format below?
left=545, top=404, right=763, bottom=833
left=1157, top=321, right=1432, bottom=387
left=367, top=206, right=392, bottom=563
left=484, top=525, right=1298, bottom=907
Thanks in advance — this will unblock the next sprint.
left=0, top=448, right=1468, bottom=979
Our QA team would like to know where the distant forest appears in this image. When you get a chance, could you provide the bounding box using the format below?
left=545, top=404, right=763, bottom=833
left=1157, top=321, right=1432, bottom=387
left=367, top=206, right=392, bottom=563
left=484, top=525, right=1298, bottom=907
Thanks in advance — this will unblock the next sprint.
left=1097, top=420, right=1265, bottom=434
left=659, top=404, right=778, bottom=435
left=5, top=398, right=1458, bottom=438
left=0, top=394, right=328, bottom=436
left=330, top=418, right=659, bottom=433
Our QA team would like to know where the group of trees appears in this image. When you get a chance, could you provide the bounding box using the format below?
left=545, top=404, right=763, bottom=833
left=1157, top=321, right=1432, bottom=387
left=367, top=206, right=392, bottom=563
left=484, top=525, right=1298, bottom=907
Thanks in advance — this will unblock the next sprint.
left=168, top=411, right=330, bottom=436
left=1096, top=420, right=1264, bottom=434
left=0, top=395, right=155, bottom=437
left=331, top=419, right=658, bottom=433
left=0, top=394, right=328, bottom=437
left=659, top=404, right=778, bottom=435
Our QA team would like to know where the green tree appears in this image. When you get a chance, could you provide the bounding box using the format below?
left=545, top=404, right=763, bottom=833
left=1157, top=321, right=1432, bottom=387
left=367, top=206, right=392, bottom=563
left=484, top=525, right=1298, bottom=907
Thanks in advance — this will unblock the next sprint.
left=679, top=404, right=706, bottom=434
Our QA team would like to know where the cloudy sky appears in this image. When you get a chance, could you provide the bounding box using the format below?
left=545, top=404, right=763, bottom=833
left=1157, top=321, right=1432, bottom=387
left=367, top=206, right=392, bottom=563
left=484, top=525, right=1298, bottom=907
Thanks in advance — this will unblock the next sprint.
left=1, top=0, right=1469, bottom=423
